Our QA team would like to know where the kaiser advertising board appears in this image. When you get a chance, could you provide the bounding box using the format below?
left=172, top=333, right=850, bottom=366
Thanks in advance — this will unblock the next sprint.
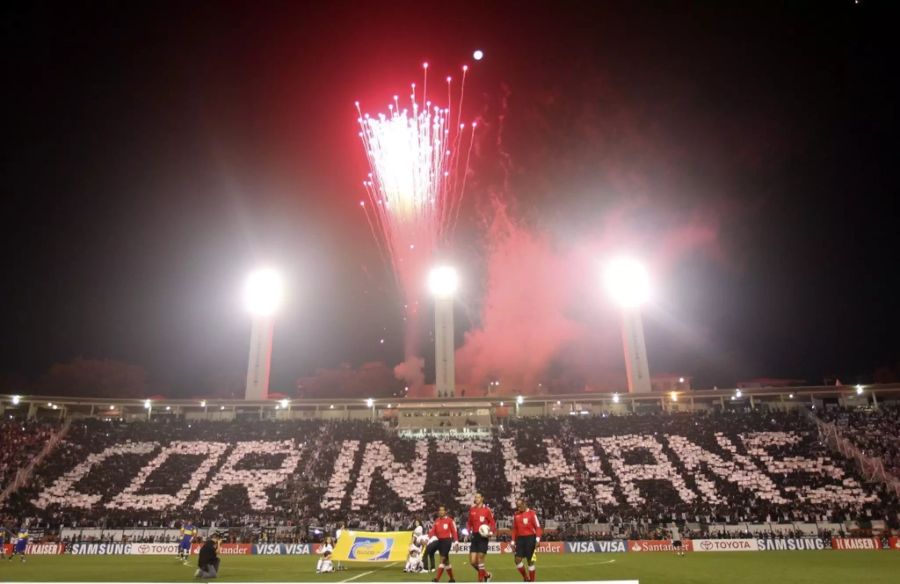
left=0, top=543, right=65, bottom=555
left=25, top=543, right=65, bottom=555
left=693, top=539, right=759, bottom=552
left=831, top=537, right=881, bottom=550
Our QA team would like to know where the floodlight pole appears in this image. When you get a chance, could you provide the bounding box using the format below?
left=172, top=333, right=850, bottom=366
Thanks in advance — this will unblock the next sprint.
left=621, top=308, right=652, bottom=394
left=245, top=316, right=274, bottom=400
left=434, top=295, right=455, bottom=398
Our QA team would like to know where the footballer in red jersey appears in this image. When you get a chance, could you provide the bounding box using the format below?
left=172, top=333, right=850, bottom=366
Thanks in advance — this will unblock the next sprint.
left=430, top=505, right=458, bottom=582
left=467, top=493, right=496, bottom=582
left=511, top=498, right=542, bottom=582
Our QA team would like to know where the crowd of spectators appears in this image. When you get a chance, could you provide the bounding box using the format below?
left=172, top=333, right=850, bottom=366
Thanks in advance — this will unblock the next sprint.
left=2, top=408, right=898, bottom=541
left=0, top=419, right=60, bottom=493
left=820, top=405, right=900, bottom=478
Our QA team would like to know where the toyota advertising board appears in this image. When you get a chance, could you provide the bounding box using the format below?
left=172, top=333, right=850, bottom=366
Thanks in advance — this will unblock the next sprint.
left=130, top=543, right=180, bottom=555
left=693, top=539, right=759, bottom=552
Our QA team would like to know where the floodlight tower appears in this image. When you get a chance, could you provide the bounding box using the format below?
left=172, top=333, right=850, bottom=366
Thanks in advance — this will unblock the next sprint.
left=243, top=268, right=284, bottom=400
left=429, top=266, right=459, bottom=398
left=604, top=257, right=652, bottom=394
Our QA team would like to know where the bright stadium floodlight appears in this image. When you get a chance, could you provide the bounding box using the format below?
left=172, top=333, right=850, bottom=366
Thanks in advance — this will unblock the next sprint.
left=429, top=266, right=459, bottom=398
left=604, top=257, right=652, bottom=394
left=612, top=393, right=620, bottom=404
left=11, top=395, right=21, bottom=405
left=244, top=268, right=284, bottom=316
left=244, top=267, right=285, bottom=401
left=428, top=266, right=459, bottom=298
left=855, top=385, right=864, bottom=395
left=279, top=398, right=289, bottom=409
left=143, top=399, right=151, bottom=409
left=604, top=257, right=650, bottom=309
left=736, top=389, right=743, bottom=398
left=516, top=395, right=524, bottom=405
left=366, top=398, right=374, bottom=408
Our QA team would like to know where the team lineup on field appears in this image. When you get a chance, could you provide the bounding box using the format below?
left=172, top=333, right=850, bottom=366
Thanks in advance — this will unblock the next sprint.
left=1, top=494, right=548, bottom=581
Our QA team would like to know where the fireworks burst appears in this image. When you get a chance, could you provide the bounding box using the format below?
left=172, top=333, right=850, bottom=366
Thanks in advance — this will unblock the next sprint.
left=356, top=63, right=476, bottom=281
left=355, top=62, right=476, bottom=384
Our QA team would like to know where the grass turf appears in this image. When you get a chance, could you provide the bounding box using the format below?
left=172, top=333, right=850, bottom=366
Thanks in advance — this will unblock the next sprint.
left=0, top=552, right=897, bottom=584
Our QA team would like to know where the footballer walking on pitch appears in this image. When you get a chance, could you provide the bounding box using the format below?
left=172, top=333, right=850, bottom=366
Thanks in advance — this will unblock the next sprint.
left=467, top=493, right=495, bottom=582
left=8, top=526, right=28, bottom=563
left=178, top=521, right=196, bottom=563
left=429, top=505, right=458, bottom=583
left=512, top=498, right=542, bottom=582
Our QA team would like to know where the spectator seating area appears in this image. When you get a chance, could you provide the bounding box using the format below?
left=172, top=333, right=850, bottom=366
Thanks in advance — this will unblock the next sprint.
left=820, top=405, right=900, bottom=479
left=2, top=410, right=898, bottom=538
left=0, top=419, right=60, bottom=494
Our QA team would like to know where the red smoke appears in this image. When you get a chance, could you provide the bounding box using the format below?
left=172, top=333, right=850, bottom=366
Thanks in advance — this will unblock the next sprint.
left=455, top=201, right=587, bottom=393
left=454, top=200, right=722, bottom=395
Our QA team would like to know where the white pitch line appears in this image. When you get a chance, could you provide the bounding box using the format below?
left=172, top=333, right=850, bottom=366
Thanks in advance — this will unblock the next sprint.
left=339, top=561, right=399, bottom=583
left=339, top=570, right=375, bottom=583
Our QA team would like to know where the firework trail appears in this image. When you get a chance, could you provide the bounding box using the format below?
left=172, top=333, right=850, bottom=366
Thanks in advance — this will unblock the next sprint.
left=355, top=63, right=476, bottom=386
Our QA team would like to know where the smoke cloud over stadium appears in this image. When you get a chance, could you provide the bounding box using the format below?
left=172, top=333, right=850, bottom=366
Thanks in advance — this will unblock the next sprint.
left=453, top=199, right=721, bottom=394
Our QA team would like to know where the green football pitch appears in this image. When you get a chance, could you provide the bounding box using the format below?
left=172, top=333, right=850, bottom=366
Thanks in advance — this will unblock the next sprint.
left=1, top=552, right=897, bottom=584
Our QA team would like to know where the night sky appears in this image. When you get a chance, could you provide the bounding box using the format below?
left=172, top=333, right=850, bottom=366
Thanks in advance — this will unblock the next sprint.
left=2, top=1, right=898, bottom=398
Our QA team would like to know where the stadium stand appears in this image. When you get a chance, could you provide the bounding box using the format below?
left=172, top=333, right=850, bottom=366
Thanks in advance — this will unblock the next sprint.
left=820, top=405, right=900, bottom=479
left=2, top=408, right=898, bottom=543
left=0, top=419, right=61, bottom=494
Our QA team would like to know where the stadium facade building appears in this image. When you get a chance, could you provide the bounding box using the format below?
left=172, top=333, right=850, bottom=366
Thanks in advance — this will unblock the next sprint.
left=2, top=384, right=897, bottom=425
